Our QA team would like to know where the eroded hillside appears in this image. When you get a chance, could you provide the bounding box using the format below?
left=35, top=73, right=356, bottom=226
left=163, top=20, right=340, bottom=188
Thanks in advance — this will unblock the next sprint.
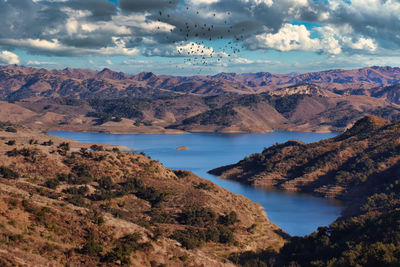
left=218, top=116, right=400, bottom=266
left=0, top=123, right=285, bottom=266
left=210, top=115, right=400, bottom=200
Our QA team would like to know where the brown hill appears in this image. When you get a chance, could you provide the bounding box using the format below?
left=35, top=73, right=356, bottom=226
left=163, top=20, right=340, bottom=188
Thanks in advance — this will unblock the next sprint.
left=370, top=84, right=400, bottom=105
left=1, top=65, right=400, bottom=100
left=0, top=125, right=285, bottom=266
left=4, top=89, right=400, bottom=134
left=220, top=115, right=400, bottom=267
left=231, top=116, right=400, bottom=267
left=1, top=64, right=400, bottom=134
left=209, top=115, right=400, bottom=199
left=268, top=83, right=333, bottom=97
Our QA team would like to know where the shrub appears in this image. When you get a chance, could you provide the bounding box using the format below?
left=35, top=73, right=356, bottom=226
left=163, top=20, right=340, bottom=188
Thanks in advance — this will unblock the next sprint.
left=218, top=211, right=238, bottom=226
left=45, top=178, right=60, bottom=189
left=62, top=186, right=88, bottom=195
left=57, top=142, right=70, bottom=155
left=0, top=166, right=19, bottom=179
left=98, top=176, right=113, bottom=190
left=5, top=127, right=17, bottom=133
left=171, top=230, right=203, bottom=249
left=80, top=232, right=103, bottom=256
left=135, top=186, right=166, bottom=207
left=179, top=254, right=188, bottom=262
left=195, top=182, right=212, bottom=191
left=178, top=207, right=216, bottom=227
left=216, top=225, right=235, bottom=244
left=89, top=189, right=112, bottom=201
left=173, top=170, right=190, bottom=178
left=102, top=244, right=132, bottom=265
left=72, top=164, right=91, bottom=178
left=65, top=195, right=86, bottom=207
left=29, top=139, right=38, bottom=145
left=41, top=140, right=53, bottom=146
left=5, top=140, right=16, bottom=146
left=90, top=144, right=104, bottom=151
left=113, top=116, right=122, bottom=122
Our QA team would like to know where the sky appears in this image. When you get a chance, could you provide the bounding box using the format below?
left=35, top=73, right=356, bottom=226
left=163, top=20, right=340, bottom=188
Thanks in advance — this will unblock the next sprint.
left=0, top=0, right=399, bottom=75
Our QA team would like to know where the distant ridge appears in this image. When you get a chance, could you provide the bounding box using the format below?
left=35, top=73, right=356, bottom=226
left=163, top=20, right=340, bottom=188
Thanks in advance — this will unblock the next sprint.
left=1, top=65, right=400, bottom=100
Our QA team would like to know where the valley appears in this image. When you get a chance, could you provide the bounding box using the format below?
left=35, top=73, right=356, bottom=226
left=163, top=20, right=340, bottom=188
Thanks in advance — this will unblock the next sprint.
left=0, top=65, right=399, bottom=266
left=1, top=65, right=400, bottom=134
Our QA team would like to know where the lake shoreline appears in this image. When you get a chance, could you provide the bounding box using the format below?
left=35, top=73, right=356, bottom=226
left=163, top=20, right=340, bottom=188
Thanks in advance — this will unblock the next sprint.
left=49, top=130, right=343, bottom=236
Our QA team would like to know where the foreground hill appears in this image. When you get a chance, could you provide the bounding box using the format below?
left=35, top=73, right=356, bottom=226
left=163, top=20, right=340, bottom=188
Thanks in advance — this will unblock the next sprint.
left=1, top=65, right=400, bottom=99
left=210, top=116, right=400, bottom=266
left=0, top=124, right=285, bottom=266
left=210, top=115, right=399, bottom=199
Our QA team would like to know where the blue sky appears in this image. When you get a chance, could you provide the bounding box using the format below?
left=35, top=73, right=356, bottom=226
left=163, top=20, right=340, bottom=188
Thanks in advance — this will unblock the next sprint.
left=0, top=0, right=399, bottom=75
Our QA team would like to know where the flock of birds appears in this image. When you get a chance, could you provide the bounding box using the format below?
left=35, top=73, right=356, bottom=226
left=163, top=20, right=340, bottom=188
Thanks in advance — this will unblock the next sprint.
left=154, top=3, right=246, bottom=74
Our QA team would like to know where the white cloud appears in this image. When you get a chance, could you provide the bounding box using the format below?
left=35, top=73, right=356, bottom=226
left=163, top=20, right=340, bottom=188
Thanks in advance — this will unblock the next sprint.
left=344, top=37, right=377, bottom=52
left=176, top=42, right=227, bottom=57
left=0, top=51, right=20, bottom=65
left=246, top=24, right=342, bottom=55
left=0, top=38, right=140, bottom=57
left=241, top=0, right=273, bottom=7
left=245, top=23, right=379, bottom=55
left=26, top=60, right=59, bottom=66
left=143, top=42, right=228, bottom=58
left=188, top=0, right=220, bottom=5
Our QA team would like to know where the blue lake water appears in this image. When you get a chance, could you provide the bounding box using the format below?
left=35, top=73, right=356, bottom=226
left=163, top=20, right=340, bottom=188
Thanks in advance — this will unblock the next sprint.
left=49, top=130, right=343, bottom=236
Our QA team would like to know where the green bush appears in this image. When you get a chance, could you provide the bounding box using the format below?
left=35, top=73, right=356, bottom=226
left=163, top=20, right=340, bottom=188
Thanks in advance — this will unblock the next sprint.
left=80, top=232, right=103, bottom=256
left=5, top=127, right=17, bottom=133
left=5, top=140, right=16, bottom=146
left=41, top=140, right=53, bottom=146
left=102, top=244, right=132, bottom=265
left=218, top=211, right=238, bottom=226
left=171, top=230, right=203, bottom=249
left=98, top=176, right=113, bottom=189
left=62, top=186, right=88, bottom=195
left=0, top=166, right=19, bottom=179
left=45, top=178, right=60, bottom=189
left=90, top=144, right=104, bottom=151
left=178, top=207, right=216, bottom=227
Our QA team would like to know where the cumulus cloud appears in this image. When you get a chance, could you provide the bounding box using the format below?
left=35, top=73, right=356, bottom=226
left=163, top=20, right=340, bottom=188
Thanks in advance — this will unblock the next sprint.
left=245, top=24, right=342, bottom=55
left=26, top=60, right=59, bottom=66
left=245, top=23, right=381, bottom=55
left=0, top=0, right=397, bottom=61
left=0, top=51, right=19, bottom=65
left=0, top=37, right=140, bottom=57
left=118, top=0, right=179, bottom=12
left=142, top=42, right=230, bottom=64
left=323, top=0, right=400, bottom=49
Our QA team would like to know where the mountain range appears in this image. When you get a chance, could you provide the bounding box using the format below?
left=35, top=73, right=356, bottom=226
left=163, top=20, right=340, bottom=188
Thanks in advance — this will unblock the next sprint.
left=0, top=65, right=400, bottom=134
left=1, top=65, right=400, bottom=99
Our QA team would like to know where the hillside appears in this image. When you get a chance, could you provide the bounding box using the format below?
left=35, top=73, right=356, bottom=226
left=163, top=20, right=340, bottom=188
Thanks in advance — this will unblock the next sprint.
left=1, top=65, right=400, bottom=134
left=213, top=116, right=400, bottom=266
left=209, top=115, right=399, bottom=199
left=4, top=87, right=400, bottom=134
left=1, top=65, right=400, bottom=100
left=0, top=124, right=285, bottom=266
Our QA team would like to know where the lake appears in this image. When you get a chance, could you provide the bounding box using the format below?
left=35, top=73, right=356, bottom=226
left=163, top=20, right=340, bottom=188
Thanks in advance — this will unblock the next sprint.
left=49, top=130, right=343, bottom=236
